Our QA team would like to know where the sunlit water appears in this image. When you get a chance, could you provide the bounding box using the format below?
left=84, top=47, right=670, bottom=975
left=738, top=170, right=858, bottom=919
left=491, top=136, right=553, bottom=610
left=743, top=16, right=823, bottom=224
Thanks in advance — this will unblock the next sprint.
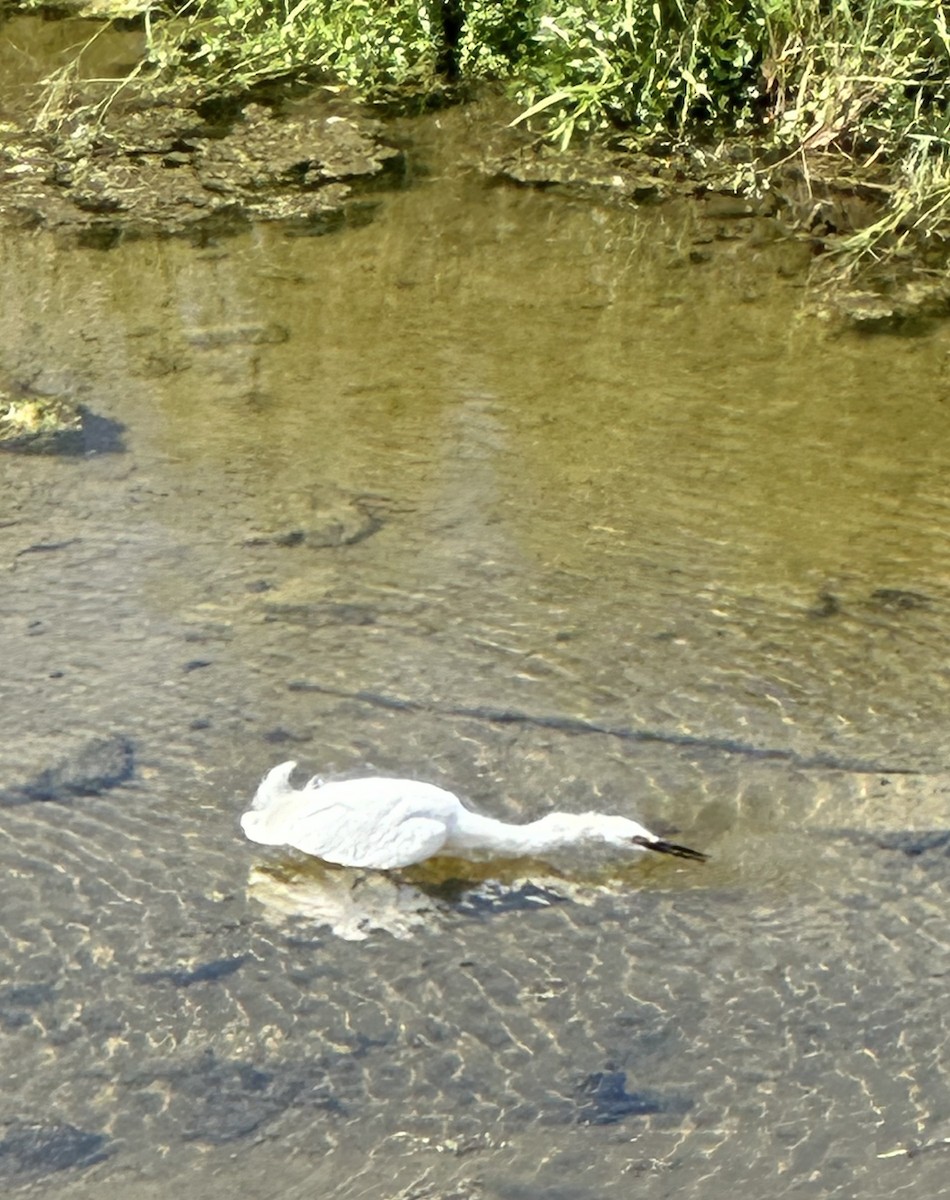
left=2, top=99, right=949, bottom=1198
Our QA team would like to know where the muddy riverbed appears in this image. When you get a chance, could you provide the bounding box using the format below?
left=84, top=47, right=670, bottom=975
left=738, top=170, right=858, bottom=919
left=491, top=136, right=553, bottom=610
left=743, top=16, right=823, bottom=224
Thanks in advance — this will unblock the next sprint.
left=2, top=14, right=950, bottom=1200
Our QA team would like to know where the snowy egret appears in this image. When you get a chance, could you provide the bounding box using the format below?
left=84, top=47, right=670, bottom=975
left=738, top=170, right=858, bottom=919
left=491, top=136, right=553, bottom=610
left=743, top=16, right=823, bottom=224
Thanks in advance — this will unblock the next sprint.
left=241, top=761, right=709, bottom=870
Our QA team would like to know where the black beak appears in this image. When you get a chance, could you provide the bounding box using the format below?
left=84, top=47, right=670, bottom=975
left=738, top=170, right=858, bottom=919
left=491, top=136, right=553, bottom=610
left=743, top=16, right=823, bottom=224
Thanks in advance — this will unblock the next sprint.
left=631, top=834, right=708, bottom=863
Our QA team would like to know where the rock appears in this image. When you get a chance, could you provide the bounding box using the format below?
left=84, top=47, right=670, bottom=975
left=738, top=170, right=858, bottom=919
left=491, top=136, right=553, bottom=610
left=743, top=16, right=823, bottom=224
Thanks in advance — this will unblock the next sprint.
left=0, top=393, right=125, bottom=455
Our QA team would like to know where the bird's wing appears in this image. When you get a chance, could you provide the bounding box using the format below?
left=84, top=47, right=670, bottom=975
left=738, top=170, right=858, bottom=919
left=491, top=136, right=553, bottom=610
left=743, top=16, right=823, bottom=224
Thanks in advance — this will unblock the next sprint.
left=285, top=803, right=449, bottom=869
left=279, top=781, right=455, bottom=869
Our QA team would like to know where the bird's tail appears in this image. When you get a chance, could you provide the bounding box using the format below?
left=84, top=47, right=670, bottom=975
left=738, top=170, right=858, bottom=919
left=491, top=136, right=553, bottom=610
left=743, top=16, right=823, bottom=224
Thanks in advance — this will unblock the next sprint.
left=250, top=760, right=299, bottom=811
left=632, top=834, right=708, bottom=863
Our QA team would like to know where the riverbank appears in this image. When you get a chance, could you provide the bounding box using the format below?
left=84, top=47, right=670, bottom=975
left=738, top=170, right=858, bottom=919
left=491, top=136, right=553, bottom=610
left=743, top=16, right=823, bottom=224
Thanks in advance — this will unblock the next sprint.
left=3, top=0, right=950, bottom=324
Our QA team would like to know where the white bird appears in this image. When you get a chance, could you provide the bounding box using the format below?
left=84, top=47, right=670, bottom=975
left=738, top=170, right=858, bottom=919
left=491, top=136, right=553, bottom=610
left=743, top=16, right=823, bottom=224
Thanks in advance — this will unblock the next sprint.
left=240, top=761, right=708, bottom=870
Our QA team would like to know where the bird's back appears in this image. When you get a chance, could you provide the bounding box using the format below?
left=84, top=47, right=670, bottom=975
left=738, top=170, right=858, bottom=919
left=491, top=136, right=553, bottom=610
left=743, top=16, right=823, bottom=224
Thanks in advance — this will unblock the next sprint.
left=242, top=766, right=465, bottom=868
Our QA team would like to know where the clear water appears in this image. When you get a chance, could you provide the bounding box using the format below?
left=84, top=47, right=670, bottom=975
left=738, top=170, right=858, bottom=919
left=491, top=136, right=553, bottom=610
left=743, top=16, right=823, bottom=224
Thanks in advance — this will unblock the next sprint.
left=2, top=100, right=949, bottom=1199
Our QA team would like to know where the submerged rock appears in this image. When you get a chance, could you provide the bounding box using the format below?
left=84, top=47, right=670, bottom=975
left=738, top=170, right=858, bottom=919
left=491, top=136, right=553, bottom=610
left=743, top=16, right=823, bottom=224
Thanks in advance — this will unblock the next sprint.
left=243, top=491, right=382, bottom=551
left=0, top=983, right=56, bottom=1030
left=0, top=735, right=135, bottom=806
left=119, top=1049, right=339, bottom=1144
left=0, top=1122, right=109, bottom=1178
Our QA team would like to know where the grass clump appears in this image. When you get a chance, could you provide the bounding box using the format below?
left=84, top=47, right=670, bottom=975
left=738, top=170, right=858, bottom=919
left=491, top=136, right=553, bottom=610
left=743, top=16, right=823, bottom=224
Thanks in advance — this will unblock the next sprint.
left=158, top=1, right=950, bottom=149
left=142, top=1, right=445, bottom=94
left=504, top=1, right=768, bottom=148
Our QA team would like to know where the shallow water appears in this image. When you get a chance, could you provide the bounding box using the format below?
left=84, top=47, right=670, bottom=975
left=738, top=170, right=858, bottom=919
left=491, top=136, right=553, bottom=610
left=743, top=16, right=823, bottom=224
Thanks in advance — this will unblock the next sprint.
left=0, top=13, right=145, bottom=117
left=2, top=100, right=950, bottom=1198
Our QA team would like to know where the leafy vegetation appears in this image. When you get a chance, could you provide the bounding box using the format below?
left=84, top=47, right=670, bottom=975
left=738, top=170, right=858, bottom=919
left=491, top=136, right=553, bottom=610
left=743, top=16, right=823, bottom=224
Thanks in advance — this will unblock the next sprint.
left=151, top=1, right=950, bottom=148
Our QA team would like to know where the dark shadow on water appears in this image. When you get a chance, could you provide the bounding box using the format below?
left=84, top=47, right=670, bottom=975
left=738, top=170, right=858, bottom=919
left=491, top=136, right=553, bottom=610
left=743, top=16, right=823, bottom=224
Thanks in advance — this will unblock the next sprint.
left=136, top=956, right=250, bottom=989
left=0, top=405, right=126, bottom=456
left=574, top=1069, right=692, bottom=1125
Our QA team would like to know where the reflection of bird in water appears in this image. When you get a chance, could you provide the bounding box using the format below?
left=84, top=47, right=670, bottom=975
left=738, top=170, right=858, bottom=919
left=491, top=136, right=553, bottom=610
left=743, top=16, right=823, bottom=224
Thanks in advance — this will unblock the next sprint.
left=246, top=859, right=570, bottom=941
left=241, top=761, right=708, bottom=870
left=247, top=861, right=437, bottom=941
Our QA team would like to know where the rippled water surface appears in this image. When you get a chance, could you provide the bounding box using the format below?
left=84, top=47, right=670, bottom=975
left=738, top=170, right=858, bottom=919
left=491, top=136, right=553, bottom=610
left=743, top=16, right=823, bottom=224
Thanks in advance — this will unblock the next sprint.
left=2, top=104, right=950, bottom=1198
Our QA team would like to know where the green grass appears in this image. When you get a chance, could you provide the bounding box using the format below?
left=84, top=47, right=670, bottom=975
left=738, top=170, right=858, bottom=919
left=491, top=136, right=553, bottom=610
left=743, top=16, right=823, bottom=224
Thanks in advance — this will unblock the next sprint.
left=140, top=1, right=444, bottom=93
left=157, top=1, right=950, bottom=146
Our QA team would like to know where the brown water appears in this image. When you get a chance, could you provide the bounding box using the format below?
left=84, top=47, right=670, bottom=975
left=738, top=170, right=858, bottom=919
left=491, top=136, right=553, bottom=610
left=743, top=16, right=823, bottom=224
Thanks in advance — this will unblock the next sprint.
left=0, top=13, right=145, bottom=117
left=2, top=97, right=950, bottom=1199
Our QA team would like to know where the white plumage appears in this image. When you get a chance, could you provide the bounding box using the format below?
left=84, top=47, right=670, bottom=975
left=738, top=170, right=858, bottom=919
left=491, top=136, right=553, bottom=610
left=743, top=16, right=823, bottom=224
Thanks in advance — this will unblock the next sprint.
left=240, top=761, right=708, bottom=870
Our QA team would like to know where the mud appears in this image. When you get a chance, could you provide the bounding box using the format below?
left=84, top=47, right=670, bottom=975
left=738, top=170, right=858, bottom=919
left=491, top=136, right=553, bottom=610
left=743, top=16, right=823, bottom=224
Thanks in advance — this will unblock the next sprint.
left=0, top=20, right=405, bottom=241
left=489, top=135, right=940, bottom=324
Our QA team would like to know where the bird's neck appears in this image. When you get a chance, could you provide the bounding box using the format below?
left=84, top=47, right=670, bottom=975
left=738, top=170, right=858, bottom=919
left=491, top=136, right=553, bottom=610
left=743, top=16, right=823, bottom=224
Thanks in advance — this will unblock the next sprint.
left=448, top=810, right=596, bottom=858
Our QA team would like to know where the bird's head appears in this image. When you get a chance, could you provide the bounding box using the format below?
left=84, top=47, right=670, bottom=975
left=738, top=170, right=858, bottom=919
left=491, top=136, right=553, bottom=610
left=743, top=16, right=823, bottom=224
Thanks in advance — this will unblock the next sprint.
left=581, top=814, right=708, bottom=862
left=537, top=812, right=650, bottom=849
left=589, top=814, right=655, bottom=849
